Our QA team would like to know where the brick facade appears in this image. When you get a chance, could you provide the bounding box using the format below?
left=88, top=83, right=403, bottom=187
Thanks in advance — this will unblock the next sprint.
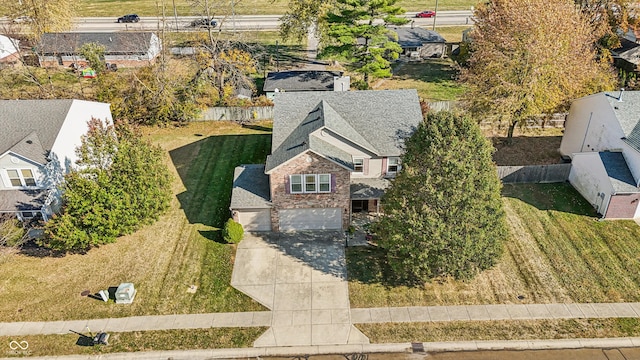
left=269, top=151, right=351, bottom=231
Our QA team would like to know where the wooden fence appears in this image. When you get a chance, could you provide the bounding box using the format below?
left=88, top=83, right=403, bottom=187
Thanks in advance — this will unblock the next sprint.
left=199, top=106, right=274, bottom=121
left=497, top=164, right=571, bottom=184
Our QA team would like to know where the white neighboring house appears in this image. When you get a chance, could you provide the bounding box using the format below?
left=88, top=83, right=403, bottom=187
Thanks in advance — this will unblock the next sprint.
left=560, top=90, right=640, bottom=219
left=0, top=35, right=20, bottom=64
left=0, top=99, right=113, bottom=221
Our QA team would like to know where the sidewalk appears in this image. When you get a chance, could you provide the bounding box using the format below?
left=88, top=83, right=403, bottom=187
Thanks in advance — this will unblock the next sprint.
left=3, top=302, right=640, bottom=336
left=3, top=338, right=640, bottom=360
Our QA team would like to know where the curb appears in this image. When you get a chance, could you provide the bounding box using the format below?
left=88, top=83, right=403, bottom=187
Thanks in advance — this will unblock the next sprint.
left=4, top=337, right=640, bottom=359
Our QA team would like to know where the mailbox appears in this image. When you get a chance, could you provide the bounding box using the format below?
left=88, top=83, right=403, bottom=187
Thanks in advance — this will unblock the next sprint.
left=114, top=283, right=136, bottom=304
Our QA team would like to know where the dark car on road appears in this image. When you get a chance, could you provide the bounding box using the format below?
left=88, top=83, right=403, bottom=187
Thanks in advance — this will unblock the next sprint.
left=190, top=18, right=218, bottom=28
left=415, top=10, right=436, bottom=18
left=117, top=14, right=140, bottom=23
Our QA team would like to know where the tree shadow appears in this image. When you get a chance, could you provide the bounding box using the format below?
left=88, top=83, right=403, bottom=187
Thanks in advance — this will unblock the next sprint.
left=241, top=124, right=272, bottom=132
left=346, top=246, right=421, bottom=287
left=168, top=133, right=271, bottom=228
left=391, top=60, right=459, bottom=84
left=492, top=135, right=563, bottom=166
left=198, top=229, right=227, bottom=244
left=501, top=183, right=597, bottom=217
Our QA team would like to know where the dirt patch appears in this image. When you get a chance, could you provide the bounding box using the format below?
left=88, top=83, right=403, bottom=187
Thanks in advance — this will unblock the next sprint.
left=489, top=128, right=564, bottom=166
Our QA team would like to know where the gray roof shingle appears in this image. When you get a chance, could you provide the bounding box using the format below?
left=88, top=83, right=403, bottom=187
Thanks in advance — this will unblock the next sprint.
left=38, top=32, right=155, bottom=55
left=263, top=70, right=343, bottom=92
left=604, top=91, right=640, bottom=153
left=599, top=152, right=638, bottom=193
left=0, top=189, right=48, bottom=212
left=350, top=178, right=390, bottom=199
left=230, top=164, right=271, bottom=209
left=0, top=99, right=75, bottom=164
left=266, top=90, right=422, bottom=172
left=388, top=26, right=446, bottom=48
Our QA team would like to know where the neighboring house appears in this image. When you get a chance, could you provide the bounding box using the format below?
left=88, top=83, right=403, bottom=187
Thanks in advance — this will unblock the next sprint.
left=388, top=26, right=446, bottom=59
left=263, top=70, right=350, bottom=100
left=37, top=32, right=161, bottom=68
left=0, top=99, right=113, bottom=221
left=560, top=90, right=640, bottom=219
left=612, top=37, right=640, bottom=74
left=0, top=35, right=20, bottom=65
left=231, top=90, right=423, bottom=231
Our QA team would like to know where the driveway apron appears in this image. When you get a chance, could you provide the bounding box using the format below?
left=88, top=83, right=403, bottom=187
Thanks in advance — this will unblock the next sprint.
left=231, top=231, right=369, bottom=347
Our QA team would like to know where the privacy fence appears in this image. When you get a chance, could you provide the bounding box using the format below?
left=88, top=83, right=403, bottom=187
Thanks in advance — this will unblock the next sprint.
left=497, top=164, right=571, bottom=184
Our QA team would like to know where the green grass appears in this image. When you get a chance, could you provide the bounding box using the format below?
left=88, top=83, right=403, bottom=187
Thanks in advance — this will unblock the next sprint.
left=0, top=121, right=272, bottom=322
left=357, top=319, right=640, bottom=343
left=372, top=60, right=466, bottom=101
left=0, top=327, right=266, bottom=357
left=348, top=183, right=640, bottom=308
left=76, top=0, right=477, bottom=17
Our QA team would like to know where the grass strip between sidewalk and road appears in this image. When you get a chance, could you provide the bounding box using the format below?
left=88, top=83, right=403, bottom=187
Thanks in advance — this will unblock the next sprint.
left=0, top=327, right=266, bottom=357
left=357, top=318, right=640, bottom=344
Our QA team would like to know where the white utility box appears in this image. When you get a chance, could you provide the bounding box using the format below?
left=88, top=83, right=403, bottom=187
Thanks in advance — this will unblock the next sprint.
left=114, top=283, right=136, bottom=304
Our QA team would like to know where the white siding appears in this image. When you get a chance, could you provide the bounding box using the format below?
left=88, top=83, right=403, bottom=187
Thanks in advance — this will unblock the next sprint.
left=49, top=100, right=113, bottom=174
left=621, top=142, right=640, bottom=187
left=560, top=93, right=624, bottom=158
left=568, top=152, right=614, bottom=215
left=279, top=208, right=342, bottom=231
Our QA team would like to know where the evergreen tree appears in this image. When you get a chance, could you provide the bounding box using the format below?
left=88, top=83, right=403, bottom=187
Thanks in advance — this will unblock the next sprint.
left=321, top=0, right=407, bottom=84
left=375, top=111, right=507, bottom=282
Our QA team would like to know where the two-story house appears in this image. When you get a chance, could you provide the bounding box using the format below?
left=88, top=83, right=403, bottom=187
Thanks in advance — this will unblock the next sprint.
left=230, top=90, right=423, bottom=231
left=560, top=90, right=640, bottom=219
left=0, top=99, right=113, bottom=221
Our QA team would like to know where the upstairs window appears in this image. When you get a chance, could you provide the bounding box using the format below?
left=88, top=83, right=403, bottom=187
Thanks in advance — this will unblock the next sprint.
left=353, top=158, right=364, bottom=173
left=289, top=174, right=332, bottom=193
left=290, top=174, right=303, bottom=193
left=387, top=158, right=400, bottom=175
left=318, top=174, right=331, bottom=192
left=6, top=169, right=36, bottom=187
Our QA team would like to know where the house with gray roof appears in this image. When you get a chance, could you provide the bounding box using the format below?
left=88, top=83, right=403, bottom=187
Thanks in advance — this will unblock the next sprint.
left=37, top=32, right=160, bottom=68
left=0, top=99, right=113, bottom=221
left=387, top=26, right=446, bottom=59
left=560, top=90, right=640, bottom=218
left=263, top=70, right=350, bottom=100
left=612, top=37, right=640, bottom=74
left=230, top=90, right=423, bottom=231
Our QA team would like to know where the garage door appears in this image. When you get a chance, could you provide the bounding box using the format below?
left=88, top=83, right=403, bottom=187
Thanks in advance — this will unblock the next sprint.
left=237, top=209, right=272, bottom=231
left=279, top=208, right=342, bottom=231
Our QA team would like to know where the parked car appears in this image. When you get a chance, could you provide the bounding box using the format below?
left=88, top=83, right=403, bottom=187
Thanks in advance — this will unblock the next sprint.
left=117, top=14, right=140, bottom=23
left=190, top=18, right=217, bottom=28
left=415, top=10, right=436, bottom=18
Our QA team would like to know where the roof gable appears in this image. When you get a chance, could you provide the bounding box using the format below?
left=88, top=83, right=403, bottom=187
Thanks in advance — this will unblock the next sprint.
left=267, top=90, right=423, bottom=172
left=0, top=99, right=75, bottom=161
left=388, top=26, right=446, bottom=47
left=602, top=91, right=640, bottom=152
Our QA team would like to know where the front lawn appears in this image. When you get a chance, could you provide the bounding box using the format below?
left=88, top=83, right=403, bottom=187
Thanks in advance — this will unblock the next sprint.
left=0, top=121, right=271, bottom=322
left=372, top=60, right=466, bottom=101
left=348, top=183, right=640, bottom=308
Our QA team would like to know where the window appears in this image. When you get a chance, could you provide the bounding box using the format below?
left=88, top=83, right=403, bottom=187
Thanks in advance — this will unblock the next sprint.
left=6, top=169, right=36, bottom=187
left=319, top=174, right=331, bottom=192
left=353, top=158, right=364, bottom=173
left=289, top=174, right=332, bottom=193
left=304, top=174, right=316, bottom=192
left=387, top=158, right=400, bottom=175
left=290, top=175, right=303, bottom=193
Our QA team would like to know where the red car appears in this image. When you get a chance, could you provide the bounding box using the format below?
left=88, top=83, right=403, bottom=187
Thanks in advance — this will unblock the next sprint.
left=415, top=10, right=436, bottom=18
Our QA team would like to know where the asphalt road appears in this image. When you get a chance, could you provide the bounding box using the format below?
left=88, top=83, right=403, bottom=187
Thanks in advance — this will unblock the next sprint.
left=0, top=11, right=473, bottom=33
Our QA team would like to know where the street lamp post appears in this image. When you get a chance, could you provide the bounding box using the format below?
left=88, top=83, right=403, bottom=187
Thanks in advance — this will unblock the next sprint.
left=432, top=0, right=439, bottom=31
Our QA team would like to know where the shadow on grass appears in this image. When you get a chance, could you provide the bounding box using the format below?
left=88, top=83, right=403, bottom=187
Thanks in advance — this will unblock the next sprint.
left=346, top=246, right=421, bottom=287
left=169, top=133, right=271, bottom=228
left=198, top=229, right=227, bottom=244
left=392, top=60, right=459, bottom=84
left=492, top=136, right=563, bottom=166
left=501, top=183, right=597, bottom=217
left=241, top=124, right=272, bottom=132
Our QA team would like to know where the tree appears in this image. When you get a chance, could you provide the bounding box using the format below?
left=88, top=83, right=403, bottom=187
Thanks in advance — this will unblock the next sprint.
left=280, top=0, right=332, bottom=41
left=4, top=0, right=74, bottom=39
left=575, top=0, right=638, bottom=50
left=374, top=111, right=507, bottom=282
left=321, top=0, right=407, bottom=83
left=462, top=0, right=616, bottom=141
left=79, top=42, right=106, bottom=74
left=41, top=119, right=172, bottom=251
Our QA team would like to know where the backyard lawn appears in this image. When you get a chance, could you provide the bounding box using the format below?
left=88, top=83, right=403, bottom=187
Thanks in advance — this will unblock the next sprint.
left=348, top=183, right=640, bottom=308
left=0, top=121, right=271, bottom=322
left=372, top=60, right=466, bottom=102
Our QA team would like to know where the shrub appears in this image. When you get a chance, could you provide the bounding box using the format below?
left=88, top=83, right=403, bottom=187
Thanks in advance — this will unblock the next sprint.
left=223, top=218, right=244, bottom=244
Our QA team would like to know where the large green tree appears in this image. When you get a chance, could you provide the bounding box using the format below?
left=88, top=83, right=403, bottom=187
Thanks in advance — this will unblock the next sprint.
left=375, top=111, right=507, bottom=282
left=321, top=0, right=407, bottom=83
left=42, top=119, right=172, bottom=251
left=463, top=0, right=615, bottom=140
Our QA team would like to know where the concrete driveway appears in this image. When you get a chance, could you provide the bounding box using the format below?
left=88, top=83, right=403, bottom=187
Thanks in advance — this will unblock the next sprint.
left=231, top=231, right=369, bottom=347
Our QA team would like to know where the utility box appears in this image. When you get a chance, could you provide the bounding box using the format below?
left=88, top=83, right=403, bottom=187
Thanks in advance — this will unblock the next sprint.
left=114, top=283, right=136, bottom=304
